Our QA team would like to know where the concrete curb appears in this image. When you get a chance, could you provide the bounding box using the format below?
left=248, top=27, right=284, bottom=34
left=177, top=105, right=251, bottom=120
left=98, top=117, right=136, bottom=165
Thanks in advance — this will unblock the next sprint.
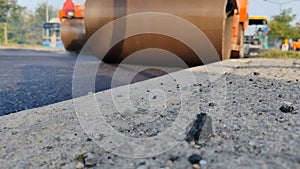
left=1, top=59, right=299, bottom=169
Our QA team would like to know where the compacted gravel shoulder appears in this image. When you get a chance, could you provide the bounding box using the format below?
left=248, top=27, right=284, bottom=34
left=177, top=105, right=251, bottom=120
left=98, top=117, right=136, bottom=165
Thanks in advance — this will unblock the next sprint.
left=0, top=58, right=299, bottom=169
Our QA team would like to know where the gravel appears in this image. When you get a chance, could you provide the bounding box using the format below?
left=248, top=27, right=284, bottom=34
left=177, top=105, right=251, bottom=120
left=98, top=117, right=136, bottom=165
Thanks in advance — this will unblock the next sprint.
left=0, top=58, right=299, bottom=169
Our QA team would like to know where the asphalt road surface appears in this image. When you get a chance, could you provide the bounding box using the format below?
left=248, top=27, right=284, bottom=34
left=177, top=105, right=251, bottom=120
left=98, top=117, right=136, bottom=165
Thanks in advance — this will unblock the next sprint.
left=0, top=49, right=182, bottom=116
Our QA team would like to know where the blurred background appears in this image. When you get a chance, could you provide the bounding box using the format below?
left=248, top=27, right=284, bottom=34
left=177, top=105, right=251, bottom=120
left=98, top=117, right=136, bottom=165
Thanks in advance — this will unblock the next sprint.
left=0, top=0, right=299, bottom=50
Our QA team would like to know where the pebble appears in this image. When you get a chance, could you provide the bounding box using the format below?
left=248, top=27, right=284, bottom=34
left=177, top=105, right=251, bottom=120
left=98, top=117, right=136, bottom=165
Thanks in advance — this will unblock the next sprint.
left=84, top=152, right=98, bottom=166
left=278, top=117, right=286, bottom=123
left=138, top=131, right=145, bottom=136
left=193, top=144, right=202, bottom=149
left=291, top=111, right=298, bottom=114
left=192, top=164, right=200, bottom=169
left=208, top=102, right=216, bottom=107
left=188, top=154, right=202, bottom=164
left=76, top=162, right=84, bottom=169
left=11, top=131, right=18, bottom=135
left=200, top=160, right=207, bottom=165
left=253, top=72, right=260, bottom=76
left=280, top=104, right=294, bottom=113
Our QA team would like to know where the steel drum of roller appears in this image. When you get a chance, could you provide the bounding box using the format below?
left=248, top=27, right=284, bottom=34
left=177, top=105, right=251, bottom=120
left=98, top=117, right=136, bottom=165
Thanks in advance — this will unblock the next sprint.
left=84, top=0, right=235, bottom=66
left=61, top=19, right=86, bottom=51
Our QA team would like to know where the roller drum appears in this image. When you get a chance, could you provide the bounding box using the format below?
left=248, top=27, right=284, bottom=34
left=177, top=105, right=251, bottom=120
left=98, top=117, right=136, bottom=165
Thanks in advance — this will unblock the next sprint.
left=84, top=0, right=234, bottom=65
left=61, top=19, right=86, bottom=51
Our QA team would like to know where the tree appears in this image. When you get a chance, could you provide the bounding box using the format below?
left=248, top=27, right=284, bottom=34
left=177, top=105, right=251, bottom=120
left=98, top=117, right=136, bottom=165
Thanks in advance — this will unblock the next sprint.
left=269, top=8, right=300, bottom=40
left=0, top=0, right=10, bottom=44
left=7, top=0, right=27, bottom=44
left=0, top=0, right=28, bottom=44
left=0, top=1, right=59, bottom=45
left=25, top=2, right=58, bottom=45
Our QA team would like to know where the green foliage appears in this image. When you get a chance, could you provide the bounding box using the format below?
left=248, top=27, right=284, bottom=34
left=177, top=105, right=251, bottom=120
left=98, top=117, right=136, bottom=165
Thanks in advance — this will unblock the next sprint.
left=25, top=2, right=58, bottom=45
left=0, top=0, right=9, bottom=23
left=269, top=8, right=300, bottom=40
left=258, top=50, right=300, bottom=59
left=7, top=0, right=27, bottom=44
left=0, top=1, right=59, bottom=45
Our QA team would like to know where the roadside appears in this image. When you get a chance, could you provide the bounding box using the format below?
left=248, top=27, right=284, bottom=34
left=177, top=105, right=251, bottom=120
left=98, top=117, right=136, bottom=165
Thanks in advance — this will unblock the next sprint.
left=0, top=45, right=65, bottom=51
left=257, top=50, right=300, bottom=59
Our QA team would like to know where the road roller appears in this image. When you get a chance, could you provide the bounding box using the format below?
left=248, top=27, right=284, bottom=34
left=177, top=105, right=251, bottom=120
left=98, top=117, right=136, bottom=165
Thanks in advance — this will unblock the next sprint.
left=61, top=0, right=249, bottom=65
left=59, top=0, right=85, bottom=51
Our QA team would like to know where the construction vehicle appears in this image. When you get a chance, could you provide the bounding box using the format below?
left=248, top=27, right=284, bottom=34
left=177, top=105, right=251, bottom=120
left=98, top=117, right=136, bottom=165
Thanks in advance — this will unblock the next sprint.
left=60, top=0, right=249, bottom=65
left=243, top=16, right=269, bottom=57
left=292, top=39, right=300, bottom=51
left=59, top=0, right=85, bottom=51
left=231, top=0, right=248, bottom=58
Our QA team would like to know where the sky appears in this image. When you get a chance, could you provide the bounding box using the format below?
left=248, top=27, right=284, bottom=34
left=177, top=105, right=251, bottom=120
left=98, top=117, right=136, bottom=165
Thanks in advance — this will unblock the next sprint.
left=18, top=0, right=300, bottom=23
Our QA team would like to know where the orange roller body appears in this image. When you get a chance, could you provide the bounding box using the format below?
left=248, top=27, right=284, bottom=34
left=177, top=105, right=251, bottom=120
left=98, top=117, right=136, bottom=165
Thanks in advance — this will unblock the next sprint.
left=231, top=0, right=249, bottom=58
left=84, top=0, right=241, bottom=65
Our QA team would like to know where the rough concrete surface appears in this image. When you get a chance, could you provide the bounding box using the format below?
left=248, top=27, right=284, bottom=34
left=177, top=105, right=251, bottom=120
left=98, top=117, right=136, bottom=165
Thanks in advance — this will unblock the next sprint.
left=0, top=58, right=299, bottom=169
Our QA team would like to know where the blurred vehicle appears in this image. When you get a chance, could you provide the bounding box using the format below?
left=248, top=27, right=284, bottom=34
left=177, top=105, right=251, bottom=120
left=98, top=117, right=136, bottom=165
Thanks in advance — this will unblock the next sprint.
left=42, top=18, right=64, bottom=48
left=59, top=0, right=249, bottom=65
left=59, top=0, right=85, bottom=51
left=231, top=0, right=249, bottom=58
left=244, top=16, right=269, bottom=56
left=292, top=39, right=300, bottom=51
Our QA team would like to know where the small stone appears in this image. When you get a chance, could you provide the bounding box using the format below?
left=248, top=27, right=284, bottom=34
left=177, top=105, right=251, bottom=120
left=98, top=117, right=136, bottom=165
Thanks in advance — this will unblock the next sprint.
left=76, top=162, right=84, bottom=169
left=280, top=104, right=294, bottom=113
left=186, top=113, right=213, bottom=142
left=278, top=117, right=285, bottom=123
left=152, top=95, right=157, bottom=100
left=85, top=152, right=98, bottom=166
left=291, top=111, right=298, bottom=115
left=138, top=131, right=145, bottom=136
left=45, top=146, right=53, bottom=151
left=137, top=108, right=148, bottom=114
left=208, top=102, right=216, bottom=107
left=200, top=160, right=207, bottom=165
left=192, top=164, right=200, bottom=169
left=169, top=155, right=179, bottom=162
left=193, top=144, right=202, bottom=149
left=253, top=72, right=260, bottom=75
left=188, top=154, right=202, bottom=164
left=139, top=161, right=146, bottom=165
left=11, top=131, right=18, bottom=135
